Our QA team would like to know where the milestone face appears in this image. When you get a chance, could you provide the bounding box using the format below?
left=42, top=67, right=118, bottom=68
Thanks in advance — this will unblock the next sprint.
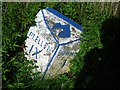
left=24, top=8, right=82, bottom=78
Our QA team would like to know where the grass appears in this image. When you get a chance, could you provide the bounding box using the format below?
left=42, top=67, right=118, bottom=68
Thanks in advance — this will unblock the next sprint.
left=2, top=2, right=120, bottom=89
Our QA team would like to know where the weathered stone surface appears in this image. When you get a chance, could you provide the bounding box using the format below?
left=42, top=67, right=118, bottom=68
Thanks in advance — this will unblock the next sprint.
left=24, top=8, right=82, bottom=78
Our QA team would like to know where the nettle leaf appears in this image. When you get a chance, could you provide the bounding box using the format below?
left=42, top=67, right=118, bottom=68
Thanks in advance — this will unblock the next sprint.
left=2, top=75, right=7, bottom=81
left=8, top=84, right=15, bottom=88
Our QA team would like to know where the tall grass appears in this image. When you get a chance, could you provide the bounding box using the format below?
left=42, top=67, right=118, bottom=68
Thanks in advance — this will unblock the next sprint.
left=2, top=2, right=119, bottom=89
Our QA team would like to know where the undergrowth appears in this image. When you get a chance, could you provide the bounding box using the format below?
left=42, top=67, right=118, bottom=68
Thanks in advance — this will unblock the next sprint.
left=2, top=2, right=119, bottom=89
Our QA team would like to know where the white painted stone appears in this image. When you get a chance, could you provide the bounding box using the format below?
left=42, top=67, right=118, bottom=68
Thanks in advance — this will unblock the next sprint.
left=24, top=8, right=83, bottom=78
